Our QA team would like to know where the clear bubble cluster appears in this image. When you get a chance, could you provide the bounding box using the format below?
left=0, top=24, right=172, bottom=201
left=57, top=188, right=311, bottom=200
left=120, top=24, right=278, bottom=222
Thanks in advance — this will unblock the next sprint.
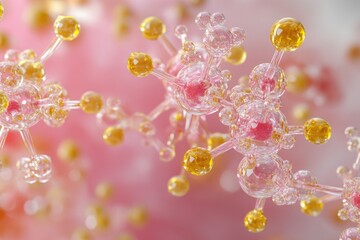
left=0, top=16, right=102, bottom=183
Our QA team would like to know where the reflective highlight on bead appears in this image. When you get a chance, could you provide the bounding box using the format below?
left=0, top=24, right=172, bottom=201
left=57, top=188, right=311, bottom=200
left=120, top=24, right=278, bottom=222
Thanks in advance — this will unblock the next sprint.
left=168, top=175, right=190, bottom=197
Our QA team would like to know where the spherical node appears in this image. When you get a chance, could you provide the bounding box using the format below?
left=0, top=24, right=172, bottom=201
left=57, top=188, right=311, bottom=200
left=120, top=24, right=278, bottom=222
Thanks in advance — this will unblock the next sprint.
left=286, top=68, right=310, bottom=93
left=270, top=17, right=305, bottom=51
left=183, top=147, right=213, bottom=176
left=304, top=118, right=331, bottom=144
left=224, top=46, right=247, bottom=65
left=18, top=60, right=45, bottom=84
left=207, top=133, right=226, bottom=150
left=0, top=62, right=24, bottom=90
left=127, top=52, right=153, bottom=77
left=244, top=209, right=267, bottom=233
left=340, top=227, right=360, bottom=240
left=54, top=16, right=80, bottom=41
left=0, top=91, right=9, bottom=113
left=159, top=147, right=175, bottom=162
left=26, top=4, right=52, bottom=29
left=103, top=126, right=124, bottom=146
left=167, top=175, right=190, bottom=197
left=300, top=196, right=324, bottom=216
left=80, top=91, right=103, bottom=114
left=140, top=17, right=166, bottom=40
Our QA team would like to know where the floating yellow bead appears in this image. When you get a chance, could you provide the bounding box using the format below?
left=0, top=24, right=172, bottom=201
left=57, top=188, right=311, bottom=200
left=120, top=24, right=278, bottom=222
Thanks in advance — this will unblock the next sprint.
left=54, top=16, right=80, bottom=41
left=224, top=46, right=247, bottom=65
left=207, top=133, right=226, bottom=150
left=0, top=91, right=8, bottom=113
left=116, top=233, right=136, bottom=240
left=71, top=228, right=91, bottom=240
left=0, top=2, right=3, bottom=19
left=244, top=209, right=267, bottom=233
left=128, top=206, right=148, bottom=227
left=26, top=4, right=52, bottom=29
left=292, top=104, right=310, bottom=122
left=57, top=139, right=80, bottom=162
left=0, top=32, right=9, bottom=49
left=103, top=126, right=124, bottom=145
left=286, top=70, right=310, bottom=93
left=80, top=92, right=103, bottom=114
left=19, top=60, right=45, bottom=84
left=127, top=52, right=153, bottom=77
left=183, top=147, right=213, bottom=176
left=304, top=118, right=331, bottom=144
left=168, top=175, right=189, bottom=197
left=95, top=182, right=114, bottom=200
left=140, top=17, right=166, bottom=40
left=270, top=18, right=305, bottom=52
left=300, top=196, right=323, bottom=216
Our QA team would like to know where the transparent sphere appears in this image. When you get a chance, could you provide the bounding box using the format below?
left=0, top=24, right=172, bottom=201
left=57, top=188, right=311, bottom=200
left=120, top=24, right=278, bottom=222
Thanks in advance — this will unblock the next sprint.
left=204, top=25, right=233, bottom=57
left=237, top=154, right=283, bottom=198
left=17, top=154, right=52, bottom=183
left=249, top=63, right=286, bottom=98
left=0, top=84, right=41, bottom=130
left=0, top=62, right=24, bottom=90
left=175, top=62, right=223, bottom=115
left=232, top=100, right=287, bottom=155
left=340, top=227, right=360, bottom=240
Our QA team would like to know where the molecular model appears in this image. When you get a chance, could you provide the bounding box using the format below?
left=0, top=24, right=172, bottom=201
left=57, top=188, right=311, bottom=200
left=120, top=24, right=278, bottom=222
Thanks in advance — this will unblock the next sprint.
left=98, top=11, right=246, bottom=197
left=0, top=15, right=103, bottom=184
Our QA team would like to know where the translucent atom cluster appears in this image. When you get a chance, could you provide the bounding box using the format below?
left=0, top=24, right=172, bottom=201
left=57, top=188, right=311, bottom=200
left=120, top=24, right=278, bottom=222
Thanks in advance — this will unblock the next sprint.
left=122, top=11, right=337, bottom=235
left=0, top=15, right=103, bottom=184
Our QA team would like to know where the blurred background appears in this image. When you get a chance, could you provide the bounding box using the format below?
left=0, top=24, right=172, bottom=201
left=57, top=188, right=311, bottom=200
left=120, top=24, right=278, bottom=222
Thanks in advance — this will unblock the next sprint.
left=0, top=0, right=360, bottom=239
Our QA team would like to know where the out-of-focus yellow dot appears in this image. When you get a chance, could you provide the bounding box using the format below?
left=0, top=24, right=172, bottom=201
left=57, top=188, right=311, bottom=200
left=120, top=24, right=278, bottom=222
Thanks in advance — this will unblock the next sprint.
left=0, top=91, right=9, bottom=114
left=270, top=18, right=305, bottom=52
left=189, top=0, right=206, bottom=6
left=128, top=206, right=148, bottom=227
left=300, top=197, right=323, bottom=216
left=71, top=228, right=91, bottom=240
left=26, top=4, right=52, bottom=29
left=168, top=175, right=189, bottom=197
left=54, top=16, right=80, bottom=41
left=0, top=2, right=4, bottom=19
left=183, top=147, right=213, bottom=176
left=0, top=32, right=9, bottom=49
left=80, top=92, right=103, bottom=114
left=0, top=153, right=10, bottom=167
left=116, top=233, right=136, bottom=240
left=19, top=50, right=37, bottom=60
left=347, top=44, right=360, bottom=61
left=304, top=118, right=331, bottom=144
left=103, top=126, right=124, bottom=146
left=244, top=209, right=267, bottom=233
left=224, top=46, right=247, bottom=65
left=95, top=182, right=114, bottom=200
left=286, top=70, right=310, bottom=93
left=207, top=133, right=226, bottom=150
left=292, top=104, right=310, bottom=122
left=127, top=52, right=153, bottom=77
left=140, top=17, right=166, bottom=40
left=57, top=139, right=80, bottom=162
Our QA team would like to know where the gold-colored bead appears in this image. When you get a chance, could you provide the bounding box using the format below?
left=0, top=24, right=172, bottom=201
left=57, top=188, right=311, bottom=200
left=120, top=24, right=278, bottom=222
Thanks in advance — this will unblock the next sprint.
left=103, top=126, right=124, bottom=146
left=127, top=52, right=153, bottom=77
left=159, top=147, right=175, bottom=162
left=183, top=147, right=213, bottom=176
left=224, top=46, right=247, bottom=65
left=168, top=175, right=190, bottom=197
left=304, top=118, right=331, bottom=144
left=54, top=16, right=80, bottom=41
left=207, top=133, right=226, bottom=150
left=57, top=139, right=80, bottom=162
left=286, top=70, right=310, bottom=93
left=80, top=92, right=103, bottom=114
left=26, top=4, right=52, bottom=29
left=95, top=182, right=114, bottom=200
left=244, top=209, right=267, bottom=233
left=0, top=32, right=9, bottom=49
left=71, top=228, right=91, bottom=240
left=270, top=18, right=305, bottom=52
left=18, top=60, right=45, bottom=84
left=128, top=206, right=148, bottom=227
left=140, top=17, right=166, bottom=40
left=300, top=197, right=323, bottom=216
left=0, top=91, right=9, bottom=113
left=292, top=104, right=310, bottom=122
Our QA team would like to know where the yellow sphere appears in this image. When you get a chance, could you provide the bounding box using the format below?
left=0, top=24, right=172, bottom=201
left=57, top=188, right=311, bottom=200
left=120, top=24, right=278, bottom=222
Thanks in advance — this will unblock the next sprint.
left=54, top=16, right=80, bottom=41
left=168, top=175, right=190, bottom=197
left=103, top=126, right=124, bottom=146
left=304, top=118, right=331, bottom=144
left=19, top=60, right=45, bottom=85
left=224, top=46, right=247, bottom=65
left=80, top=91, right=103, bottom=114
left=207, top=133, right=226, bottom=150
left=57, top=139, right=80, bottom=162
left=244, top=209, right=267, bottom=233
left=183, top=147, right=213, bottom=176
left=0, top=3, right=4, bottom=19
left=0, top=91, right=9, bottom=113
left=270, top=17, right=305, bottom=51
left=127, top=52, right=153, bottom=77
left=300, top=197, right=323, bottom=216
left=140, top=17, right=166, bottom=40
